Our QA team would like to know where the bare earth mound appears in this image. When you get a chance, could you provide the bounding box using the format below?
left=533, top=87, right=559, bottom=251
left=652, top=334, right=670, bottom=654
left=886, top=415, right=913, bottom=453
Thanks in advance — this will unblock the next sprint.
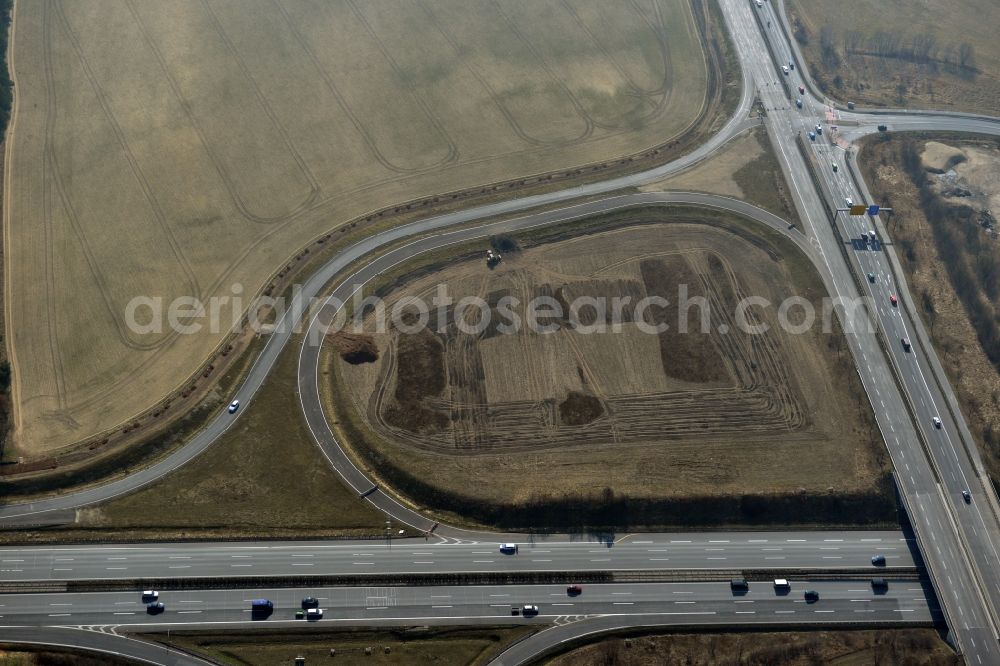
left=327, top=214, right=886, bottom=520
left=5, top=0, right=710, bottom=456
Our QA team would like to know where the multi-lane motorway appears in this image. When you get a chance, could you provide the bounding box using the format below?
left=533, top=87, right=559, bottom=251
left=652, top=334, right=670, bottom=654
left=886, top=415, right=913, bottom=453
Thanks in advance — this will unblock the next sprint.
left=0, top=532, right=915, bottom=582
left=745, top=1, right=1000, bottom=661
left=0, top=581, right=936, bottom=629
left=4, top=0, right=1000, bottom=663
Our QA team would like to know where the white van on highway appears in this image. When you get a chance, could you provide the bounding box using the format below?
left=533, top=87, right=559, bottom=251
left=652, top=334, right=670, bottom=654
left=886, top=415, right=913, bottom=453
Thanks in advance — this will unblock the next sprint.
left=773, top=579, right=790, bottom=589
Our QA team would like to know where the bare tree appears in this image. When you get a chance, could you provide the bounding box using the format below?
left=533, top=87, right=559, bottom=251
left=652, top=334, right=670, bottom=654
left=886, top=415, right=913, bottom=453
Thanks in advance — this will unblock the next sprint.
left=870, top=30, right=901, bottom=57
left=884, top=30, right=902, bottom=57
left=959, top=42, right=976, bottom=69
left=940, top=44, right=955, bottom=71
left=820, top=26, right=840, bottom=66
left=843, top=29, right=864, bottom=54
left=910, top=33, right=937, bottom=63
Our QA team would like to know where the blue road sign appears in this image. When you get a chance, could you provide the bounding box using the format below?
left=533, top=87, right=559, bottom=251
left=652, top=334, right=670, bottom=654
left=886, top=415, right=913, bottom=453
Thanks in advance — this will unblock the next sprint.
left=867, top=204, right=880, bottom=216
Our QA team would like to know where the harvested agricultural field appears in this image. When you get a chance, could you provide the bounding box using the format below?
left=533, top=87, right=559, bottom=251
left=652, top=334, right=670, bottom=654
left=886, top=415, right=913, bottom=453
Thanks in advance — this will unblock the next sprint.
left=327, top=210, right=887, bottom=524
left=787, top=0, right=1000, bottom=115
left=5, top=0, right=714, bottom=457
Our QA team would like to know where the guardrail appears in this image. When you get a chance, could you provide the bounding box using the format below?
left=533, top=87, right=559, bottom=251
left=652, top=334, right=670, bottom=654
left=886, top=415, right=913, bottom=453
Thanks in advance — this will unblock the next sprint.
left=0, top=569, right=921, bottom=595
left=0, top=582, right=68, bottom=594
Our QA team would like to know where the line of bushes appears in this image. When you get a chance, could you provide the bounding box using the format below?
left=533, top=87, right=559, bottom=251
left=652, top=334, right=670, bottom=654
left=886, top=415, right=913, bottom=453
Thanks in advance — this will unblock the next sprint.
left=0, top=0, right=11, bottom=135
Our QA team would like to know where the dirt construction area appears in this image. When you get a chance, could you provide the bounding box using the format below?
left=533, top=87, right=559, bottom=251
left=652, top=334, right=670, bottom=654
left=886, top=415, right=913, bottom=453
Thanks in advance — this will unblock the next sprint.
left=4, top=0, right=711, bottom=457
left=330, top=215, right=885, bottom=505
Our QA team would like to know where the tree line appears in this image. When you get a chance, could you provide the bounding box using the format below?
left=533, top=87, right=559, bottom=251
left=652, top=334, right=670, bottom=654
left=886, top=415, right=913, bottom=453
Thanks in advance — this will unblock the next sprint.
left=812, top=24, right=976, bottom=74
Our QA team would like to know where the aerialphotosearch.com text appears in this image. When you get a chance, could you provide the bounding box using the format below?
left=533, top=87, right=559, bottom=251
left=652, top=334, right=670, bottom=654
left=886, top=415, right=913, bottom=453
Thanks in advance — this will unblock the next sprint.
left=125, top=282, right=879, bottom=342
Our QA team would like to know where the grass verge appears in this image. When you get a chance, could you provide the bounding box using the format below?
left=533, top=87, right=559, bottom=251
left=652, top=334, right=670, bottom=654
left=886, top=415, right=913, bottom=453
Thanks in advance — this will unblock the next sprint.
left=0, top=646, right=133, bottom=666
left=151, top=626, right=535, bottom=666
left=547, top=628, right=957, bottom=665
left=0, top=338, right=384, bottom=544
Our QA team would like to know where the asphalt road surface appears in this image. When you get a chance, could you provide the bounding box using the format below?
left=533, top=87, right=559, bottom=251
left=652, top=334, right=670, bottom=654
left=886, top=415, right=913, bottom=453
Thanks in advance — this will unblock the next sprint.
left=0, top=580, right=936, bottom=633
left=743, top=0, right=1000, bottom=659
left=0, top=532, right=915, bottom=582
left=0, top=626, right=212, bottom=666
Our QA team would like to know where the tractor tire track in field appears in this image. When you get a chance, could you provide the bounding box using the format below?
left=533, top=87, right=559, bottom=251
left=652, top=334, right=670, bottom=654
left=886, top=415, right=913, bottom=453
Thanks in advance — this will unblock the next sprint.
left=345, top=0, right=459, bottom=169
left=271, top=0, right=448, bottom=175
left=489, top=0, right=596, bottom=139
left=199, top=0, right=321, bottom=205
left=366, top=244, right=807, bottom=455
left=39, top=0, right=68, bottom=411
left=416, top=0, right=545, bottom=149
left=560, top=0, right=666, bottom=97
left=125, top=0, right=312, bottom=224
left=52, top=1, right=201, bottom=351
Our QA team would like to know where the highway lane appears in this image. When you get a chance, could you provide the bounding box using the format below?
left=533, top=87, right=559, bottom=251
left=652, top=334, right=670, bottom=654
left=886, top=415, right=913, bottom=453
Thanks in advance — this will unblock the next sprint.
left=489, top=582, right=936, bottom=666
left=0, top=532, right=915, bottom=581
left=747, top=0, right=1000, bottom=659
left=785, top=27, right=1000, bottom=659
left=0, top=581, right=935, bottom=630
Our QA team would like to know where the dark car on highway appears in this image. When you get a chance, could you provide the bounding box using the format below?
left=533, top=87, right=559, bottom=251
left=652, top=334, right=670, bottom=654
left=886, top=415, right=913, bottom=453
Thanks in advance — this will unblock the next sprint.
left=566, top=585, right=582, bottom=596
left=251, top=599, right=274, bottom=619
left=804, top=590, right=819, bottom=602
left=871, top=554, right=886, bottom=566
left=302, top=596, right=319, bottom=608
left=146, top=602, right=165, bottom=614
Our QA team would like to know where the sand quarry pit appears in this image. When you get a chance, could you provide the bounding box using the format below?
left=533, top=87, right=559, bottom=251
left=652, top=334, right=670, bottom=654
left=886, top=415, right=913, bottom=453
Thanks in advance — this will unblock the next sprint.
left=921, top=141, right=1000, bottom=223
left=330, top=216, right=884, bottom=503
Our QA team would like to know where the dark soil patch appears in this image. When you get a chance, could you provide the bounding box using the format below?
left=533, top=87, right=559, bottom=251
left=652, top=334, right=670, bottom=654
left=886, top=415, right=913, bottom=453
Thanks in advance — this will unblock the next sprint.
left=639, top=256, right=728, bottom=383
left=384, top=328, right=448, bottom=433
left=558, top=391, right=604, bottom=426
